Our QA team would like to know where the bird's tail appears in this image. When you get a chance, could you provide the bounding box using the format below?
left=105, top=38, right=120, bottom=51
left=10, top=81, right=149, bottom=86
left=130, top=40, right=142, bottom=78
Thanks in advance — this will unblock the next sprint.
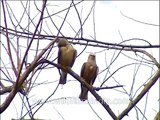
left=59, top=71, right=67, bottom=84
left=79, top=86, right=88, bottom=101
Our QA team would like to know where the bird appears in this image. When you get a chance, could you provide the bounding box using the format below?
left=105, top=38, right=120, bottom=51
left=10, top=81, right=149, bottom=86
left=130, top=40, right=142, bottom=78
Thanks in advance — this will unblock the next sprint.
left=57, top=38, right=77, bottom=85
left=79, top=53, right=98, bottom=101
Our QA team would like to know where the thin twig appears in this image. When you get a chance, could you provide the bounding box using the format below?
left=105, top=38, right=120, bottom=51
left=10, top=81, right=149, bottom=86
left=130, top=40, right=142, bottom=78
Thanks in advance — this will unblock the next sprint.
left=1, top=0, right=17, bottom=77
left=1, top=26, right=160, bottom=49
left=94, top=85, right=124, bottom=91
left=120, top=11, right=159, bottom=27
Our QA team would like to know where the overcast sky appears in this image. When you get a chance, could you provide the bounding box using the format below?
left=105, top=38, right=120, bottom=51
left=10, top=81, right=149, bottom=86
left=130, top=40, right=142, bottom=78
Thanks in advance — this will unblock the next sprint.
left=1, top=1, right=159, bottom=120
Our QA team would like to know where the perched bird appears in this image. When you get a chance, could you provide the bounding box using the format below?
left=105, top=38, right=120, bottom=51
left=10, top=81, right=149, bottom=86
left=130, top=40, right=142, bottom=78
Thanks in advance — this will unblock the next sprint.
left=57, top=38, right=77, bottom=84
left=79, top=53, right=98, bottom=101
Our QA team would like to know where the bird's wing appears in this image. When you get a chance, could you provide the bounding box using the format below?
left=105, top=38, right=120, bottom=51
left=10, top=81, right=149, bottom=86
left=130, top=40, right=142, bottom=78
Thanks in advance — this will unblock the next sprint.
left=91, top=65, right=99, bottom=85
left=58, top=47, right=62, bottom=64
left=69, top=48, right=77, bottom=67
left=80, top=63, right=86, bottom=77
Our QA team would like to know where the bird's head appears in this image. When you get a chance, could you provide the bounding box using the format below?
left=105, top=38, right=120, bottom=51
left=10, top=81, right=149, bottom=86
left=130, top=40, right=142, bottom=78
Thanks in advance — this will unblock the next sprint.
left=57, top=38, right=68, bottom=47
left=88, top=53, right=96, bottom=61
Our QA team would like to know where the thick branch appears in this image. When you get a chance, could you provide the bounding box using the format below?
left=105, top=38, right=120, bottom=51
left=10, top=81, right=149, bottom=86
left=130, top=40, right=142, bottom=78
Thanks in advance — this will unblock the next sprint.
left=38, top=59, right=117, bottom=120
left=0, top=85, right=26, bottom=95
left=117, top=69, right=160, bottom=119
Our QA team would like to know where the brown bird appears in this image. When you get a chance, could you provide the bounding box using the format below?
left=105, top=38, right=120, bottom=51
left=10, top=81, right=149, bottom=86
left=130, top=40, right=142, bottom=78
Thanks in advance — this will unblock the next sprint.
left=79, top=53, right=98, bottom=101
left=57, top=38, right=77, bottom=84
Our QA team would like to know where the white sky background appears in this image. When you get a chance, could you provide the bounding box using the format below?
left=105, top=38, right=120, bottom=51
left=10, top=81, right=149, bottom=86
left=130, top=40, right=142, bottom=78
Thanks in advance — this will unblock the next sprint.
left=0, top=1, right=159, bottom=120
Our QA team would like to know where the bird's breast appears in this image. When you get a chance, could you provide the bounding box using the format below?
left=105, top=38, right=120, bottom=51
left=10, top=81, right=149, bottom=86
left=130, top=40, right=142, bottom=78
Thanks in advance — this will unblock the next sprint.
left=60, top=46, right=75, bottom=66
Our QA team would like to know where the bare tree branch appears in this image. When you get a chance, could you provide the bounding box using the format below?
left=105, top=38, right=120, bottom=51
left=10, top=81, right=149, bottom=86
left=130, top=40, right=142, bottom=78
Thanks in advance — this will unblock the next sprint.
left=94, top=85, right=124, bottom=91
left=1, top=26, right=160, bottom=49
left=117, top=69, right=160, bottom=119
left=1, top=0, right=18, bottom=77
left=120, top=11, right=159, bottom=27
left=0, top=0, right=54, bottom=113
left=38, top=59, right=117, bottom=120
left=0, top=1, right=159, bottom=119
left=37, top=58, right=160, bottom=120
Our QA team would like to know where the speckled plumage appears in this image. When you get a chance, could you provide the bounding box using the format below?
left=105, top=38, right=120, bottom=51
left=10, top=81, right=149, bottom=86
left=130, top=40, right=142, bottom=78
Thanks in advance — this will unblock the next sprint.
left=79, top=54, right=98, bottom=101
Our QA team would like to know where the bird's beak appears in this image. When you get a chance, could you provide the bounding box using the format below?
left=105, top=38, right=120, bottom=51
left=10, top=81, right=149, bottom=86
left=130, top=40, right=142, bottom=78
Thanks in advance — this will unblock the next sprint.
left=55, top=38, right=60, bottom=43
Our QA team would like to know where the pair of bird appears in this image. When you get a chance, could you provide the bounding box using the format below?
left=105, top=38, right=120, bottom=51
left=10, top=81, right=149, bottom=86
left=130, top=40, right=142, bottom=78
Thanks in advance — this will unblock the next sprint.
left=57, top=38, right=98, bottom=101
